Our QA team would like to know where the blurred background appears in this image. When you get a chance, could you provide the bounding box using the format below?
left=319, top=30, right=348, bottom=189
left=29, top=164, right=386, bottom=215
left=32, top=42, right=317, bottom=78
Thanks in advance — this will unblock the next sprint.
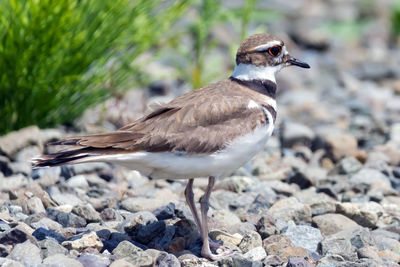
left=1, top=0, right=399, bottom=136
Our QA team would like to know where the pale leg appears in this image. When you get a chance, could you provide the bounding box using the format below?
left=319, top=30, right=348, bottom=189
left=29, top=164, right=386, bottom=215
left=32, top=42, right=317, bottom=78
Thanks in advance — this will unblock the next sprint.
left=200, top=176, right=236, bottom=261
left=184, top=178, right=203, bottom=236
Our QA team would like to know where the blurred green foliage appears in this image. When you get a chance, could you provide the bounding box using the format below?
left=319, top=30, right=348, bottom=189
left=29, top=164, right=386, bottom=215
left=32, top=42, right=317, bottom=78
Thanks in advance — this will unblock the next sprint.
left=392, top=1, right=400, bottom=36
left=169, top=0, right=263, bottom=89
left=0, top=0, right=190, bottom=134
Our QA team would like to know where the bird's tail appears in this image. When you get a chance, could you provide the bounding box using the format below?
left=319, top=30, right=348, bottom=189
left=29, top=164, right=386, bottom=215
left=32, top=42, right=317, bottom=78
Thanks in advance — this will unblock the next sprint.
left=31, top=148, right=95, bottom=168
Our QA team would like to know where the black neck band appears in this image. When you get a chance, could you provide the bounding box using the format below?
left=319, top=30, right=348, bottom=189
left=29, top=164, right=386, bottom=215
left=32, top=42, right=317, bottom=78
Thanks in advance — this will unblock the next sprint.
left=229, top=77, right=277, bottom=99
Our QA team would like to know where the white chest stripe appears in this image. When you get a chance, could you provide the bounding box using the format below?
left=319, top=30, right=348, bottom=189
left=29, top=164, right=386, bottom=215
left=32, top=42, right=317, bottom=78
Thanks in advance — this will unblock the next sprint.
left=231, top=63, right=280, bottom=83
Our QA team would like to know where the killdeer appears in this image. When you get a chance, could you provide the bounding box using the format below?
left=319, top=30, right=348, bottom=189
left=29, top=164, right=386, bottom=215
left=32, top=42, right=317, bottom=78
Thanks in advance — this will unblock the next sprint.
left=33, top=33, right=310, bottom=260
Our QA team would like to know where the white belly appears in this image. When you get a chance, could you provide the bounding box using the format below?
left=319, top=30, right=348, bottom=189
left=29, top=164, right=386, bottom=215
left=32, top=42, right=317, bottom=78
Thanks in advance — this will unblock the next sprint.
left=89, top=123, right=274, bottom=179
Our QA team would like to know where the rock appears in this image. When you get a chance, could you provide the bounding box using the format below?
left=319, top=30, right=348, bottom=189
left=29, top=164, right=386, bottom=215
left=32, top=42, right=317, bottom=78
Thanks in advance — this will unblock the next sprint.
left=120, top=197, right=166, bottom=213
left=325, top=133, right=358, bottom=160
left=248, top=193, right=276, bottom=214
left=263, top=235, right=293, bottom=255
left=15, top=145, right=40, bottom=162
left=336, top=202, right=384, bottom=228
left=0, top=174, right=28, bottom=191
left=178, top=253, right=215, bottom=267
left=121, top=211, right=158, bottom=236
left=372, top=228, right=400, bottom=241
left=279, top=246, right=310, bottom=262
left=109, top=259, right=135, bottom=267
left=294, top=189, right=336, bottom=216
left=46, top=208, right=87, bottom=228
left=9, top=162, right=31, bottom=175
left=155, top=252, right=180, bottom=267
left=66, top=175, right=89, bottom=188
left=373, top=234, right=400, bottom=251
left=26, top=196, right=46, bottom=214
left=0, top=244, right=10, bottom=257
left=62, top=231, right=103, bottom=252
left=229, top=193, right=255, bottom=211
left=283, top=223, right=323, bottom=252
left=268, top=197, right=312, bottom=223
left=39, top=239, right=68, bottom=258
left=390, top=123, right=400, bottom=143
left=43, top=253, right=84, bottom=267
left=255, top=213, right=279, bottom=239
left=262, top=180, right=298, bottom=196
left=212, top=209, right=241, bottom=227
left=357, top=246, right=381, bottom=261
left=78, top=253, right=111, bottom=267
left=218, top=176, right=255, bottom=193
left=218, top=254, right=262, bottom=267
left=377, top=250, right=400, bottom=262
left=209, top=190, right=241, bottom=211
left=9, top=240, right=41, bottom=265
left=48, top=187, right=83, bottom=206
left=239, top=231, right=262, bottom=253
left=31, top=217, right=63, bottom=232
left=286, top=171, right=313, bottom=190
left=32, top=227, right=66, bottom=243
left=209, top=230, right=243, bottom=247
left=112, top=240, right=153, bottom=266
left=8, top=205, right=23, bottom=215
left=312, top=213, right=360, bottom=236
left=72, top=203, right=101, bottom=223
left=101, top=208, right=124, bottom=222
left=0, top=155, right=12, bottom=176
left=286, top=257, right=314, bottom=267
left=0, top=220, right=11, bottom=232
left=168, top=237, right=186, bottom=253
left=0, top=226, right=33, bottom=245
left=319, top=227, right=375, bottom=261
left=281, top=122, right=315, bottom=148
left=229, top=222, right=257, bottom=236
left=103, top=232, right=133, bottom=253
left=71, top=162, right=108, bottom=174
left=33, top=167, right=61, bottom=187
left=152, top=202, right=175, bottom=220
left=329, top=157, right=363, bottom=175
left=263, top=255, right=283, bottom=266
left=350, top=168, right=391, bottom=188
left=157, top=225, right=176, bottom=249
left=136, top=220, right=166, bottom=244
left=0, top=258, right=24, bottom=267
left=0, top=126, right=40, bottom=157
left=243, top=246, right=266, bottom=261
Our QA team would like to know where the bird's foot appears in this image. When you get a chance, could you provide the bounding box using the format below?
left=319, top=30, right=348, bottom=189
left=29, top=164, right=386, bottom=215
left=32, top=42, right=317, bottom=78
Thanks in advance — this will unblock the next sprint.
left=203, top=239, right=238, bottom=261
left=201, top=246, right=238, bottom=261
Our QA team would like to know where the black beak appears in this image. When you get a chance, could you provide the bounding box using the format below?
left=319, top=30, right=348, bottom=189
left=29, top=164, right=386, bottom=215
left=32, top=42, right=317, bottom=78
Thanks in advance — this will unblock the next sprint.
left=287, top=57, right=310, bottom=68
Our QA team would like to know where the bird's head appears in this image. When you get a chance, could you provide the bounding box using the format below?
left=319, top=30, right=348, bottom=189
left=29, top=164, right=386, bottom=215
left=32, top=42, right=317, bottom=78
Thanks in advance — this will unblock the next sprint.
left=232, top=33, right=310, bottom=82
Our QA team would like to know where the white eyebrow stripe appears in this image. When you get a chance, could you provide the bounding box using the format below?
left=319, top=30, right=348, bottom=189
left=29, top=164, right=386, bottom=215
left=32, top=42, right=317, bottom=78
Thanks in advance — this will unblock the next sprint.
left=253, top=40, right=282, bottom=52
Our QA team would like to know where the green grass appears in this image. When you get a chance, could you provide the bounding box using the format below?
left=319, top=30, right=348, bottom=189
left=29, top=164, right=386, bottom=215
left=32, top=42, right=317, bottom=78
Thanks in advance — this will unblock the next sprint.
left=0, top=0, right=190, bottom=134
left=392, top=1, right=400, bottom=36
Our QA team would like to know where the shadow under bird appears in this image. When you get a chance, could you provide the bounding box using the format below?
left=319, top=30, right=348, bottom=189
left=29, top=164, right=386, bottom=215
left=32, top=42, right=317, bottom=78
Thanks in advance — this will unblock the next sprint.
left=33, top=33, right=310, bottom=260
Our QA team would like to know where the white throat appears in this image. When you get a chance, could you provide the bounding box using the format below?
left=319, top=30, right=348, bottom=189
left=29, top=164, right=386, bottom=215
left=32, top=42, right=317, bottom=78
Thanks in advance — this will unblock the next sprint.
left=231, top=63, right=281, bottom=83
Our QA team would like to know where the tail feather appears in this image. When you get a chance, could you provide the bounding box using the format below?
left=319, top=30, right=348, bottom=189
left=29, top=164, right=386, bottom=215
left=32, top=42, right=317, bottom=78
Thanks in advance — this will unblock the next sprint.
left=32, top=148, right=95, bottom=168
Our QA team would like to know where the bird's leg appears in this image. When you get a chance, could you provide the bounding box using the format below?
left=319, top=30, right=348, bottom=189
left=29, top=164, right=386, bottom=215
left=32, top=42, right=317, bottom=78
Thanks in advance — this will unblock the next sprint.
left=185, top=179, right=228, bottom=250
left=184, top=178, right=203, bottom=237
left=200, top=176, right=236, bottom=261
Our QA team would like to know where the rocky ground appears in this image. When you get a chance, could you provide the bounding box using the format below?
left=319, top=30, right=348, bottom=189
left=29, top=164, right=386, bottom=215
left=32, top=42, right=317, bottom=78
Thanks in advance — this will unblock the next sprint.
left=1, top=1, right=400, bottom=266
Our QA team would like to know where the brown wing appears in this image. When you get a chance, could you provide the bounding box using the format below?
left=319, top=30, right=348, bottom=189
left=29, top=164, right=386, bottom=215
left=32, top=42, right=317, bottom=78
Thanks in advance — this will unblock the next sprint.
left=53, top=80, right=268, bottom=154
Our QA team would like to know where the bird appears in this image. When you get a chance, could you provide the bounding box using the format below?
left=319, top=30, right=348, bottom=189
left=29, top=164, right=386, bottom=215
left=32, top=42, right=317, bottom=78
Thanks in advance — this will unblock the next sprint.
left=33, top=33, right=310, bottom=260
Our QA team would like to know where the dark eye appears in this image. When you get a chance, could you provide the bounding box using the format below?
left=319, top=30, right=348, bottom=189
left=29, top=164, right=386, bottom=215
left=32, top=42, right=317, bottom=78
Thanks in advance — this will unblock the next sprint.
left=268, top=46, right=282, bottom=57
